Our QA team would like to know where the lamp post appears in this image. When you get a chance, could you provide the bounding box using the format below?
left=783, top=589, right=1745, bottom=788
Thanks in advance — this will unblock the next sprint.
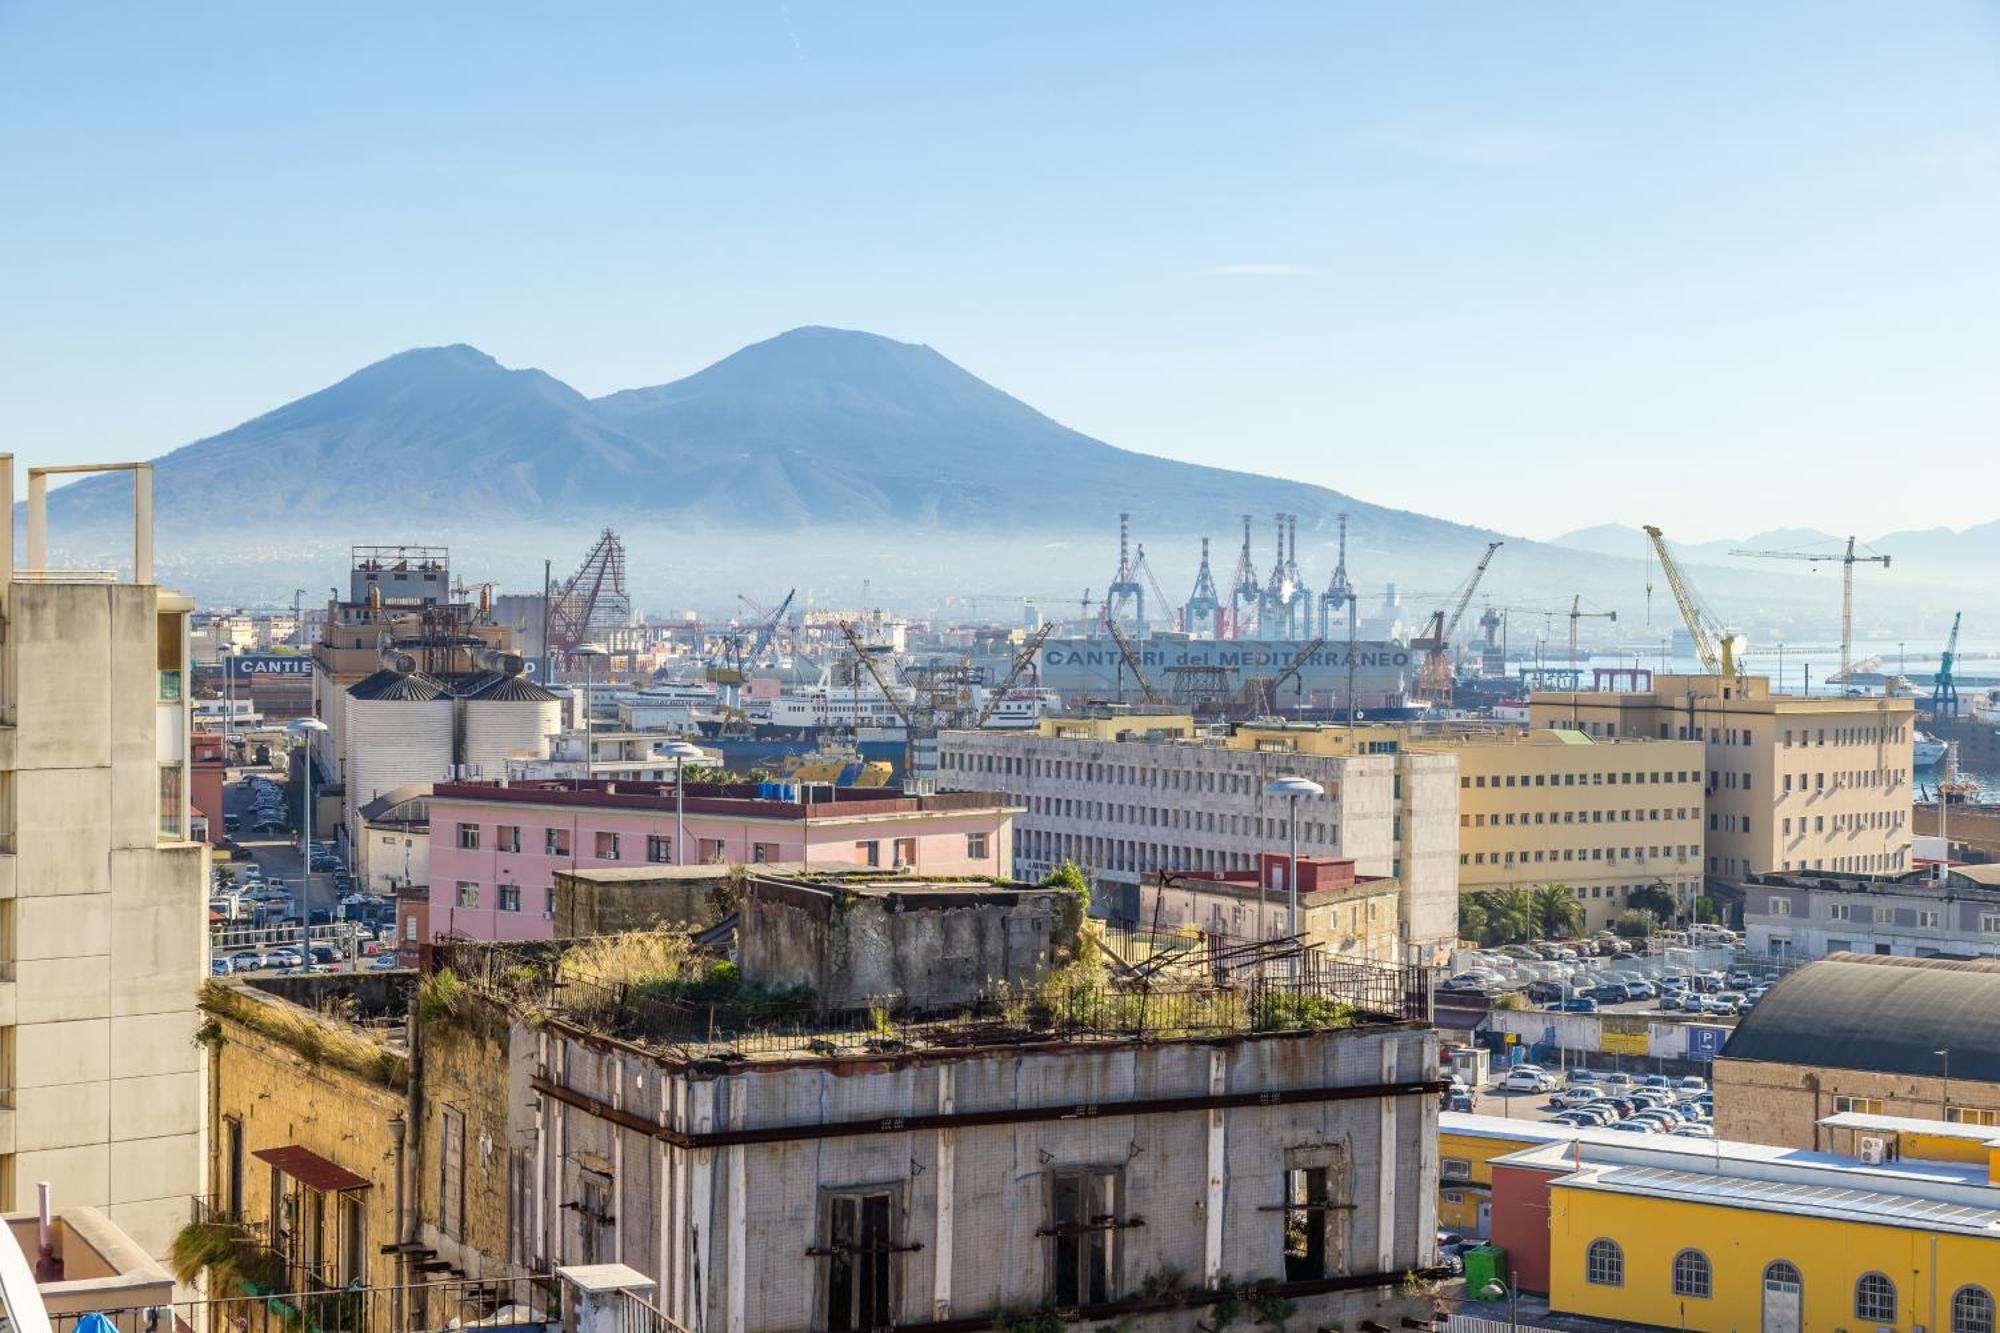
left=574, top=643, right=608, bottom=786
left=289, top=717, right=328, bottom=933
left=1263, top=776, right=1326, bottom=941
left=1481, top=1275, right=1519, bottom=1333
left=659, top=739, right=705, bottom=866
left=1937, top=1047, right=1951, bottom=1120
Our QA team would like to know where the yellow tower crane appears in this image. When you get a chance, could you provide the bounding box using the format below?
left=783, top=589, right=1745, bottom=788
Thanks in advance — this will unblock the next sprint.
left=1643, top=525, right=1739, bottom=676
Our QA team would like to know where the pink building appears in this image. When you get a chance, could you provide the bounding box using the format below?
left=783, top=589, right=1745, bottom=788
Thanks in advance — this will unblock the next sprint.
left=424, top=778, right=1019, bottom=942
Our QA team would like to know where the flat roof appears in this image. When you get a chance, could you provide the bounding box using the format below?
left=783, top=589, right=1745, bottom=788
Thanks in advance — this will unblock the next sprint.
left=1558, top=1160, right=2000, bottom=1236
left=1818, top=1110, right=2000, bottom=1147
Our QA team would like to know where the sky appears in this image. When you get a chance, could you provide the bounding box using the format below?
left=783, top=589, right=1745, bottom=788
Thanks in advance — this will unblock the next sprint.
left=2, top=2, right=1998, bottom=542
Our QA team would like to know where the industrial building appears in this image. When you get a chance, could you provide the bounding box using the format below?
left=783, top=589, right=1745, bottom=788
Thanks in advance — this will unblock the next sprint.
left=1137, top=853, right=1403, bottom=961
left=1739, top=865, right=2000, bottom=961
left=0, top=458, right=208, bottom=1256
left=422, top=777, right=1019, bottom=942
left=935, top=712, right=1461, bottom=962
left=432, top=872, right=1449, bottom=1333
left=1230, top=721, right=1705, bottom=933
left=1529, top=673, right=1916, bottom=879
left=1712, top=953, right=2000, bottom=1147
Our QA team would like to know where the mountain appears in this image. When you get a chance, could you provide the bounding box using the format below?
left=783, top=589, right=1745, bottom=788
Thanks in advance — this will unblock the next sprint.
left=35, top=326, right=1996, bottom=624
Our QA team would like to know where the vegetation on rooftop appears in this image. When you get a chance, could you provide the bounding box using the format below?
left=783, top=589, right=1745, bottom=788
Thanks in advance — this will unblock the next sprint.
left=199, top=979, right=408, bottom=1090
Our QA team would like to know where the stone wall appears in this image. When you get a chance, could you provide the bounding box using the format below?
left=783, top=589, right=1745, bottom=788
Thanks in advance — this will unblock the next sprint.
left=412, top=1000, right=532, bottom=1280
left=553, top=865, right=744, bottom=938
left=1711, top=1057, right=2000, bottom=1148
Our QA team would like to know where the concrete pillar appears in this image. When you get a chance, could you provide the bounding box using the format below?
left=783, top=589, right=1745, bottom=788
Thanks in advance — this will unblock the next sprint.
left=0, top=454, right=13, bottom=586
left=133, top=463, right=153, bottom=584
left=557, top=1263, right=657, bottom=1333
left=25, top=470, right=45, bottom=572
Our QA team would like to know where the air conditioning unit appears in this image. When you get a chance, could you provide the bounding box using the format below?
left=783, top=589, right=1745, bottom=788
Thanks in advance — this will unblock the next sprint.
left=1859, top=1136, right=1887, bottom=1165
left=542, top=910, right=555, bottom=921
left=1442, top=1160, right=1471, bottom=1182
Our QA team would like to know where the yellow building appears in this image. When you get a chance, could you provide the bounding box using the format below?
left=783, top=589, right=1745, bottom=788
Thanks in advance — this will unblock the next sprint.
left=1497, top=1118, right=2000, bottom=1333
left=1436, top=1112, right=1587, bottom=1236
left=1530, top=674, right=1916, bottom=878
left=1234, top=721, right=1704, bottom=932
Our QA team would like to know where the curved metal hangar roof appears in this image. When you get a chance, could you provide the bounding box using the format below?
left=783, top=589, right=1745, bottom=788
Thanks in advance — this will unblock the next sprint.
left=1721, top=953, right=2000, bottom=1083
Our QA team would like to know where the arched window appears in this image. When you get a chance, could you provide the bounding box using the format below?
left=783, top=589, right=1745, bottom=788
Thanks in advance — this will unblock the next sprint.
left=1955, top=1287, right=1996, bottom=1333
left=1765, top=1261, right=1802, bottom=1291
left=1856, top=1272, right=1897, bottom=1324
left=1586, top=1239, right=1623, bottom=1287
left=1672, top=1250, right=1711, bottom=1299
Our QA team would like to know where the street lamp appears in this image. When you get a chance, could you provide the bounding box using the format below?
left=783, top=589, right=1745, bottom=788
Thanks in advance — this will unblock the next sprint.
left=574, top=644, right=608, bottom=785
left=1480, top=1276, right=1519, bottom=1333
left=1263, top=776, right=1326, bottom=940
left=1937, top=1047, right=1951, bottom=1120
left=288, top=717, right=329, bottom=934
left=658, top=739, right=706, bottom=866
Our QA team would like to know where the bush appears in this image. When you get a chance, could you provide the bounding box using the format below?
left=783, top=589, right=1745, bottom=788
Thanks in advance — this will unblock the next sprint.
left=1612, top=908, right=1659, bottom=939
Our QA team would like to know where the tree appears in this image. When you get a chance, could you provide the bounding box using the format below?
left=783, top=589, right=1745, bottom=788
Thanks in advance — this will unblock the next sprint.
left=1458, top=897, right=1487, bottom=945
left=1467, top=888, right=1537, bottom=946
left=1612, top=908, right=1659, bottom=939
left=1530, top=883, right=1584, bottom=940
left=1628, top=883, right=1680, bottom=922
left=1693, top=895, right=1721, bottom=925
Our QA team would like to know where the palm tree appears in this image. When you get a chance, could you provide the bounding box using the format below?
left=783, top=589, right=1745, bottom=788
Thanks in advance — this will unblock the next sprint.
left=1470, top=888, right=1538, bottom=945
left=1459, top=896, right=1487, bottom=945
left=1531, top=883, right=1584, bottom=939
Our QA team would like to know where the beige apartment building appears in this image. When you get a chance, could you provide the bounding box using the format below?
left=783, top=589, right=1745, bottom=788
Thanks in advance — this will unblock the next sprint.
left=1529, top=674, right=1914, bottom=878
left=1233, top=722, right=1704, bottom=933
left=0, top=459, right=207, bottom=1257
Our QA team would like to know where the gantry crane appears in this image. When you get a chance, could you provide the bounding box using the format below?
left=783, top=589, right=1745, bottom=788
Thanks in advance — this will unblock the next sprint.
left=1412, top=542, right=1502, bottom=705
left=1567, top=596, right=1618, bottom=675
left=1236, top=636, right=1327, bottom=719
left=1644, top=525, right=1737, bottom=676
left=1729, top=536, right=1890, bottom=686
left=974, top=623, right=1057, bottom=727
left=1101, top=617, right=1166, bottom=704
left=737, top=588, right=796, bottom=662
left=1933, top=612, right=1962, bottom=716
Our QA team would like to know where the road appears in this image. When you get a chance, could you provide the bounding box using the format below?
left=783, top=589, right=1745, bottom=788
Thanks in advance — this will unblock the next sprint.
left=220, top=763, right=335, bottom=921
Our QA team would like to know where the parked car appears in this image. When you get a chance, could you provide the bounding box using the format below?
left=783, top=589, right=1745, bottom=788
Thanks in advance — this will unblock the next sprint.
left=1641, top=1074, right=1675, bottom=1091
left=1500, top=1068, right=1558, bottom=1094
left=1598, top=1072, right=1636, bottom=1092
left=1677, top=1076, right=1709, bottom=1098
left=1587, top=983, right=1631, bottom=1004
left=229, top=951, right=265, bottom=972
left=1610, top=1120, right=1658, bottom=1134
left=210, top=958, right=233, bottom=976
left=1525, top=981, right=1566, bottom=1004
left=1671, top=1124, right=1716, bottom=1139
left=1549, top=1088, right=1600, bottom=1110
left=265, top=948, right=303, bottom=969
left=1621, top=979, right=1657, bottom=1000
left=1568, top=1069, right=1602, bottom=1085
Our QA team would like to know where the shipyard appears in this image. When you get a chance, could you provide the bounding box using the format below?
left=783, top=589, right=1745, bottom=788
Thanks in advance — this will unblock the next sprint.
left=6, top=9, right=2000, bottom=1333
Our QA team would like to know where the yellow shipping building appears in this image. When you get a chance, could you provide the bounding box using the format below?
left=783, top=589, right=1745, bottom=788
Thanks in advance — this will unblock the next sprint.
left=1441, top=1111, right=2000, bottom=1332
left=1234, top=722, right=1704, bottom=932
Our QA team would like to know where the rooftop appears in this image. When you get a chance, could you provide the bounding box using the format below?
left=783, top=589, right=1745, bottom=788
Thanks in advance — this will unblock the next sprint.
left=1720, top=952, right=2000, bottom=1083
left=429, top=777, right=1016, bottom=820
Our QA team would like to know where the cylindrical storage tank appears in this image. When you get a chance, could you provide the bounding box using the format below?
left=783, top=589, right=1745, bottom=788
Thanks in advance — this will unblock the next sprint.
left=344, top=669, right=455, bottom=823
left=460, top=673, right=563, bottom=779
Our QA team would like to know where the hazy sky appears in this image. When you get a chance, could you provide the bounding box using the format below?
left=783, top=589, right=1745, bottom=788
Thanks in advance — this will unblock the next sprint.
left=3, top=3, right=1998, bottom=541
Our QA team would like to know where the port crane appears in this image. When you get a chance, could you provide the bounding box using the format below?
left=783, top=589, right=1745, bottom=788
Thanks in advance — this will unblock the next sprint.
left=1933, top=612, right=1962, bottom=716
left=1237, top=636, right=1326, bottom=719
left=736, top=589, right=796, bottom=661
left=1566, top=596, right=1618, bottom=675
left=1729, top=536, right=1889, bottom=685
left=1101, top=617, right=1166, bottom=705
left=1644, top=525, right=1738, bottom=676
left=973, top=623, right=1058, bottom=728
left=545, top=529, right=630, bottom=668
left=1412, top=542, right=1502, bottom=705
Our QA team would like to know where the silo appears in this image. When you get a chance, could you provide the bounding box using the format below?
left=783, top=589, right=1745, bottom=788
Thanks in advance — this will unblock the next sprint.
left=460, top=663, right=562, bottom=779
left=344, top=661, right=454, bottom=824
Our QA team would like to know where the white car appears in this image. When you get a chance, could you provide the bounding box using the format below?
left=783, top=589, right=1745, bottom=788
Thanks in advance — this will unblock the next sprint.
left=1499, top=1068, right=1557, bottom=1094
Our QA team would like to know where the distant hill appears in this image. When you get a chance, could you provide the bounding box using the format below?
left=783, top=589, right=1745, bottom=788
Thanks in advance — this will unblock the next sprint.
left=36, top=327, right=1996, bottom=625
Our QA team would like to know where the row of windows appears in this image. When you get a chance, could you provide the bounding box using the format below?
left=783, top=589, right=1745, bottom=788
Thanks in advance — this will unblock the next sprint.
left=1782, top=724, right=1909, bottom=748
left=1026, top=796, right=1343, bottom=848
left=1463, top=769, right=1696, bottom=790
left=1781, top=767, right=1908, bottom=793
left=1583, top=1240, right=1991, bottom=1332
left=1776, top=850, right=1909, bottom=873
left=1463, top=845, right=1693, bottom=867
left=1464, top=808, right=1692, bottom=828
left=944, top=746, right=1331, bottom=800
left=1780, top=808, right=1905, bottom=837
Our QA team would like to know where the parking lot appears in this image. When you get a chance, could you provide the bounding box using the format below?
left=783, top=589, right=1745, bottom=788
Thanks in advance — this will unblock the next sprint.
left=1441, top=935, right=1792, bottom=1022
left=1450, top=1065, right=1716, bottom=1136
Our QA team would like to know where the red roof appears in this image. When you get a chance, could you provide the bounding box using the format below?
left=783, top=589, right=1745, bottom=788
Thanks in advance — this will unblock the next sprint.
left=254, top=1145, right=372, bottom=1192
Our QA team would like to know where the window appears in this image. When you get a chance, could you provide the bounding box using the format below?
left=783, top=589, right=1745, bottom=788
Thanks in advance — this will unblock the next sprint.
left=1919, top=910, right=1942, bottom=929
left=439, top=1106, right=466, bottom=1239
left=646, top=835, right=673, bottom=864
left=752, top=841, right=780, bottom=863
left=1947, top=1107, right=2000, bottom=1128
left=1983, top=913, right=2000, bottom=935
left=699, top=837, right=726, bottom=863
left=1835, top=1095, right=1884, bottom=1115
left=1586, top=1238, right=1623, bottom=1286
left=159, top=764, right=185, bottom=840
left=545, top=828, right=570, bottom=857
left=1830, top=902, right=1852, bottom=921
left=455, top=882, right=480, bottom=909
left=224, top=1117, right=245, bottom=1216
left=497, top=824, right=521, bottom=853
left=1768, top=897, right=1793, bottom=917
left=1047, top=1167, right=1121, bottom=1307
left=966, top=831, right=990, bottom=859
left=1672, top=1249, right=1711, bottom=1299
left=1954, top=1286, right=1995, bottom=1333
left=1281, top=1166, right=1333, bottom=1280
left=498, top=884, right=521, bottom=913
left=822, top=1188, right=896, bottom=1332
left=1856, top=1273, right=1897, bottom=1324
left=856, top=840, right=880, bottom=867
left=457, top=822, right=480, bottom=850
left=893, top=837, right=917, bottom=868
left=595, top=831, right=621, bottom=860
left=341, top=1194, right=366, bottom=1285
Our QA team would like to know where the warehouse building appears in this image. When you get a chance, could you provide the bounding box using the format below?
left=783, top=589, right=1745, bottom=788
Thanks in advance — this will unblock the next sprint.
left=1712, top=953, right=2000, bottom=1147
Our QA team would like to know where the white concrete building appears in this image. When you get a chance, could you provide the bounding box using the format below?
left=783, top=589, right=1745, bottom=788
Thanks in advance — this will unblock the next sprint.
left=2, top=458, right=207, bottom=1257
left=937, top=715, right=1460, bottom=962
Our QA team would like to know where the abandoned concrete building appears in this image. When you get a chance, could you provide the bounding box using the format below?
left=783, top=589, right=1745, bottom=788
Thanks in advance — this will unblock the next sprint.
left=435, top=868, right=1449, bottom=1333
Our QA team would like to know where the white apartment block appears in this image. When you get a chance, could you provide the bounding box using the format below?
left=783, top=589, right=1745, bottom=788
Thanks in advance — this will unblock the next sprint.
left=936, top=719, right=1460, bottom=962
left=1, top=460, right=206, bottom=1256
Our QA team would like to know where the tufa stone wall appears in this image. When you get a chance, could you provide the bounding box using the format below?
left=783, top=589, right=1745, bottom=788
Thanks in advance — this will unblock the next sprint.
left=1712, top=1056, right=2000, bottom=1148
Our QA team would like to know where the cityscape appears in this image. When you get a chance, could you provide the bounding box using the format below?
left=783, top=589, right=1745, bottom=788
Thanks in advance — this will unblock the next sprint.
left=4, top=8, right=2000, bottom=1333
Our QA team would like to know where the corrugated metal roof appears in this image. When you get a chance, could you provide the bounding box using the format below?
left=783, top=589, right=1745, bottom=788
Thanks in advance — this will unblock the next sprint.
left=1562, top=1162, right=2000, bottom=1236
left=347, top=668, right=449, bottom=702
left=462, top=672, right=560, bottom=702
left=1720, top=953, right=2000, bottom=1083
left=254, top=1145, right=372, bottom=1193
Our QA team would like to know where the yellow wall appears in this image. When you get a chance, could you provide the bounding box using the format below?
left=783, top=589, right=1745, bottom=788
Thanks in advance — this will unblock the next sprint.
left=1549, top=1182, right=2000, bottom=1332
left=1438, top=1126, right=1544, bottom=1233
